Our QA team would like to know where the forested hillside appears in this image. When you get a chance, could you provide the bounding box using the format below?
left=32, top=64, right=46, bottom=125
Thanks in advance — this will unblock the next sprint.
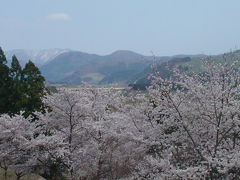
left=40, top=50, right=166, bottom=85
left=39, top=50, right=205, bottom=85
left=131, top=50, right=240, bottom=90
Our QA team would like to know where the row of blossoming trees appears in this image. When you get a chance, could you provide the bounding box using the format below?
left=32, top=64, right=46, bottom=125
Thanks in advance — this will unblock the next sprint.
left=1, top=53, right=240, bottom=179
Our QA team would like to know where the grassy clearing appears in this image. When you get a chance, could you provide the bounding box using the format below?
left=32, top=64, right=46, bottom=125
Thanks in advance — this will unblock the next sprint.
left=0, top=169, right=43, bottom=180
left=82, top=73, right=105, bottom=83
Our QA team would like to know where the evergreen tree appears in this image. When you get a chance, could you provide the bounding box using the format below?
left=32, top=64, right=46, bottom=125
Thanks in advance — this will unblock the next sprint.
left=21, top=60, right=47, bottom=117
left=0, top=47, right=7, bottom=64
left=0, top=47, right=11, bottom=114
left=10, top=55, right=22, bottom=80
left=0, top=48, right=48, bottom=117
left=9, top=55, right=23, bottom=115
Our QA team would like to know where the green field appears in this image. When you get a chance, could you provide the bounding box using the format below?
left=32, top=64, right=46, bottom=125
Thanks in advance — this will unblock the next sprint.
left=0, top=169, right=43, bottom=180
left=82, top=73, right=105, bottom=83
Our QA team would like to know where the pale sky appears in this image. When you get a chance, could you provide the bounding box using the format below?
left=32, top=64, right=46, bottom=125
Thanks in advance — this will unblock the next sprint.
left=1, top=0, right=240, bottom=56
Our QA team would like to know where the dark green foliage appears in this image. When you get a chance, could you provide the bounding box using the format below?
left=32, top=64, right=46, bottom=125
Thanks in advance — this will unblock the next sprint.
left=21, top=61, right=47, bottom=117
left=147, top=144, right=164, bottom=158
left=39, top=158, right=67, bottom=180
left=47, top=86, right=58, bottom=93
left=128, top=83, right=148, bottom=90
left=0, top=47, right=7, bottom=64
left=10, top=55, right=22, bottom=80
left=0, top=47, right=11, bottom=114
left=8, top=55, right=23, bottom=115
left=164, top=125, right=179, bottom=134
left=0, top=47, right=48, bottom=117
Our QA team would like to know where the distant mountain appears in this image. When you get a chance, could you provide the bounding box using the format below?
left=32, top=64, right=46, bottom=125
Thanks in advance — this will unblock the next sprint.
left=40, top=50, right=209, bottom=85
left=6, top=48, right=209, bottom=86
left=5, top=49, right=70, bottom=66
left=40, top=50, right=169, bottom=85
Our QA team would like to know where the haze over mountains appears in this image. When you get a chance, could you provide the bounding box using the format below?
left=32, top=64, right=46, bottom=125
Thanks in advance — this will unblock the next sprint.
left=6, top=49, right=206, bottom=86
left=6, top=49, right=70, bottom=66
left=40, top=50, right=168, bottom=85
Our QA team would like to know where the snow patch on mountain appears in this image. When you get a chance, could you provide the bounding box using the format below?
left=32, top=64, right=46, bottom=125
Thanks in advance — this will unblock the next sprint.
left=6, top=49, right=70, bottom=66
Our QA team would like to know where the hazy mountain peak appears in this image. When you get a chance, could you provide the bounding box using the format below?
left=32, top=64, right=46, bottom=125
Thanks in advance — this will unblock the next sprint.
left=110, top=50, right=142, bottom=56
left=6, top=49, right=71, bottom=66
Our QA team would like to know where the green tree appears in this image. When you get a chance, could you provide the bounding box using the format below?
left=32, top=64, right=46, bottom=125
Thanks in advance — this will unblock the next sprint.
left=9, top=55, right=23, bottom=115
left=0, top=47, right=11, bottom=114
left=21, top=60, right=47, bottom=117
left=0, top=48, right=48, bottom=117
left=10, top=55, right=22, bottom=80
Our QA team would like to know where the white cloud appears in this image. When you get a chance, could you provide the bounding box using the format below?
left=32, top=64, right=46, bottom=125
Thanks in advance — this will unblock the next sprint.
left=46, top=13, right=71, bottom=21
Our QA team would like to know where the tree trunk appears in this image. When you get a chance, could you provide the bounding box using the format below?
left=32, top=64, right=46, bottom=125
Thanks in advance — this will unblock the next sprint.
left=4, top=169, right=7, bottom=180
left=15, top=172, right=24, bottom=180
left=16, top=175, right=21, bottom=180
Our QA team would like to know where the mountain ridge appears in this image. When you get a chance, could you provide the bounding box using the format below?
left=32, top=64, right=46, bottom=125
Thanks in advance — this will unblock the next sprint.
left=5, top=48, right=210, bottom=86
left=40, top=50, right=159, bottom=85
left=40, top=50, right=208, bottom=85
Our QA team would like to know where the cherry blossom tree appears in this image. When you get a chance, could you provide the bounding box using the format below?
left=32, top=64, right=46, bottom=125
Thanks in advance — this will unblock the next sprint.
left=0, top=87, right=149, bottom=180
left=0, top=113, right=38, bottom=180
left=36, top=88, right=148, bottom=180
left=0, top=113, right=65, bottom=180
left=140, top=61, right=240, bottom=179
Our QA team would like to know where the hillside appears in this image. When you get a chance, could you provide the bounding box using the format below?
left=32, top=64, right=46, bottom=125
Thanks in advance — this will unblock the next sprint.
left=40, top=50, right=168, bottom=85
left=178, top=50, right=240, bottom=72
left=131, top=50, right=240, bottom=90
left=130, top=57, right=192, bottom=90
